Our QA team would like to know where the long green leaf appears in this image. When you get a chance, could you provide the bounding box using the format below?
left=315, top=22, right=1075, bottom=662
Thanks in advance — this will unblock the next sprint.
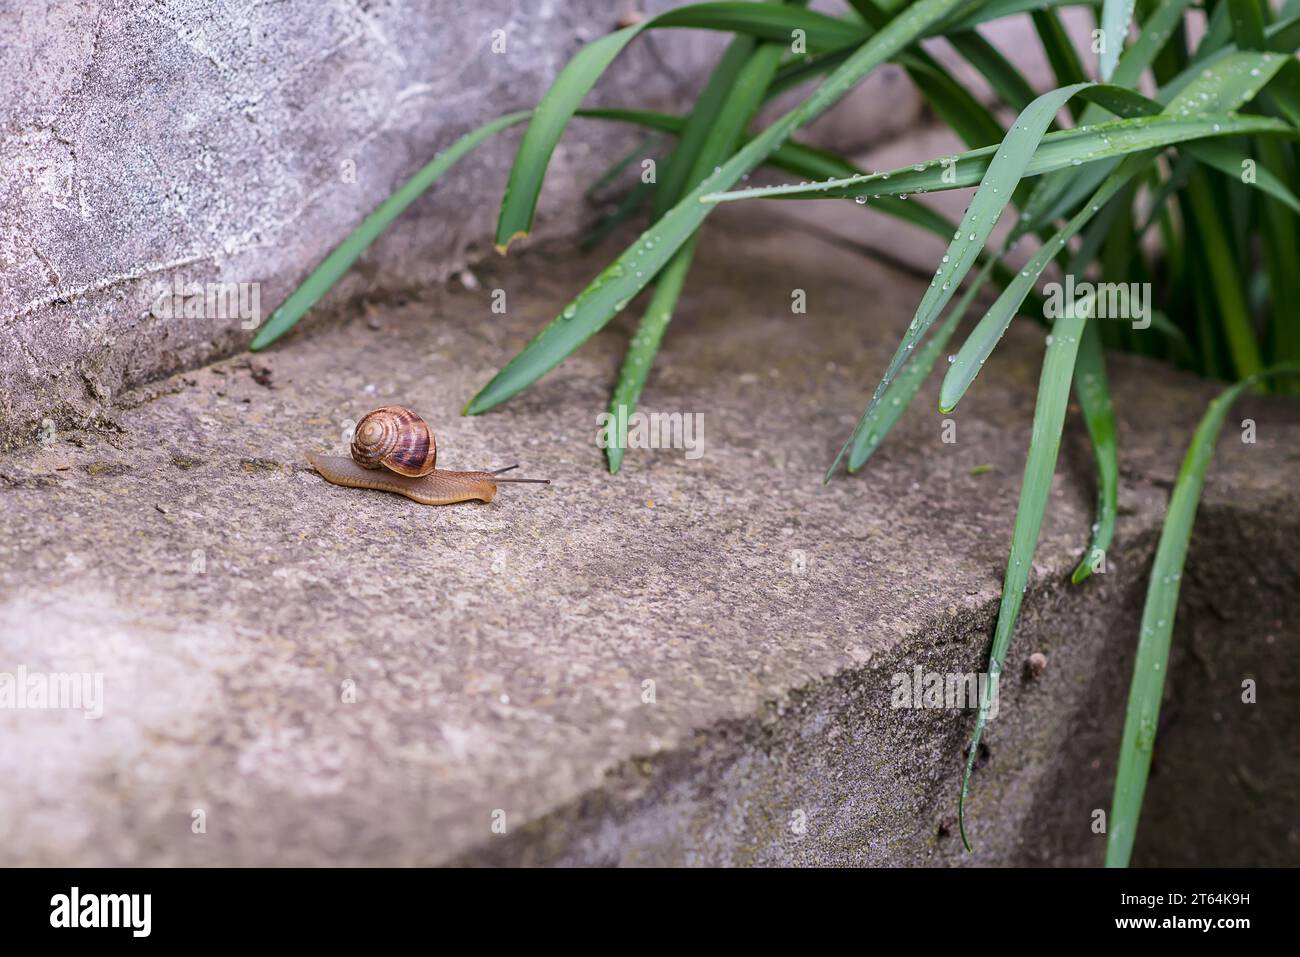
left=823, top=112, right=1286, bottom=476
left=466, top=0, right=979, bottom=415
left=960, top=296, right=1092, bottom=850
left=767, top=44, right=856, bottom=97
left=1070, top=318, right=1118, bottom=583
left=247, top=102, right=895, bottom=351
left=849, top=0, right=1008, bottom=148
left=493, top=2, right=869, bottom=250
left=1259, top=138, right=1300, bottom=375
left=609, top=9, right=791, bottom=473
left=941, top=0, right=1102, bottom=33
left=579, top=106, right=974, bottom=242
left=948, top=30, right=1039, bottom=112
left=939, top=151, right=1153, bottom=413
left=605, top=242, right=696, bottom=474
left=902, top=56, right=1008, bottom=147
left=941, top=48, right=1292, bottom=410
left=837, top=82, right=1100, bottom=476
left=1023, top=38, right=1295, bottom=229
left=848, top=255, right=1000, bottom=471
left=1013, top=0, right=1223, bottom=238
left=703, top=111, right=1288, bottom=203
left=1184, top=168, right=1263, bottom=378
left=250, top=110, right=531, bottom=351
left=1186, top=139, right=1300, bottom=215
left=829, top=81, right=1123, bottom=479
left=1033, top=9, right=1090, bottom=95
left=1105, top=364, right=1300, bottom=866
left=1193, top=0, right=1234, bottom=64
left=1100, top=0, right=1139, bottom=80
left=653, top=35, right=762, bottom=218
left=1227, top=0, right=1267, bottom=51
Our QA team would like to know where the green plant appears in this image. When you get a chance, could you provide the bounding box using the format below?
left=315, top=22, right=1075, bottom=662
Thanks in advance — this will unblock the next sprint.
left=249, top=0, right=1300, bottom=864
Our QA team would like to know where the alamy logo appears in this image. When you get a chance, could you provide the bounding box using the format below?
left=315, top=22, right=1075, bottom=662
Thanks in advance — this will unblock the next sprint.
left=50, top=887, right=151, bottom=937
left=151, top=275, right=262, bottom=329
left=0, top=666, right=102, bottom=719
left=596, top=405, right=704, bottom=460
left=890, top=665, right=999, bottom=719
left=1043, top=275, right=1151, bottom=329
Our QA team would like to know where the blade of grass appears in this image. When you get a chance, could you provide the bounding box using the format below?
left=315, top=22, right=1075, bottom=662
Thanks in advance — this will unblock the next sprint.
left=608, top=9, right=792, bottom=473
left=1261, top=59, right=1300, bottom=129
left=1137, top=152, right=1193, bottom=236
left=832, top=81, right=1101, bottom=475
left=250, top=110, right=531, bottom=351
left=653, top=35, right=763, bottom=218
left=1183, top=167, right=1263, bottom=378
left=774, top=142, right=1041, bottom=298
left=1183, top=139, right=1300, bottom=216
left=849, top=0, right=1008, bottom=148
left=941, top=0, right=1103, bottom=33
left=814, top=99, right=1285, bottom=476
left=940, top=151, right=1154, bottom=413
left=1100, top=0, right=1138, bottom=80
left=848, top=255, right=1001, bottom=471
left=1070, top=317, right=1118, bottom=583
left=703, top=111, right=1289, bottom=203
left=767, top=43, right=856, bottom=97
left=1105, top=363, right=1300, bottom=866
left=1014, top=0, right=1215, bottom=237
left=959, top=292, right=1092, bottom=850
left=596, top=32, right=765, bottom=461
left=947, top=29, right=1039, bottom=112
left=585, top=133, right=661, bottom=199
left=941, top=48, right=1293, bottom=409
left=579, top=106, right=981, bottom=245
left=902, top=57, right=1008, bottom=147
left=1186, top=235, right=1227, bottom=379
left=1033, top=9, right=1091, bottom=97
left=247, top=100, right=912, bottom=351
left=493, top=2, right=870, bottom=250
left=1192, top=0, right=1233, bottom=64
left=605, top=240, right=697, bottom=474
left=828, top=81, right=1132, bottom=479
left=1160, top=21, right=1297, bottom=104
left=1227, top=0, right=1268, bottom=51
left=466, top=0, right=979, bottom=416
left=1026, top=44, right=1294, bottom=230
left=1259, top=138, right=1300, bottom=371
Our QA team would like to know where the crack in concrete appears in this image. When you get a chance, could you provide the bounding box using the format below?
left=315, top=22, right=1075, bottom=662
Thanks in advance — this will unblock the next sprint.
left=4, top=249, right=234, bottom=322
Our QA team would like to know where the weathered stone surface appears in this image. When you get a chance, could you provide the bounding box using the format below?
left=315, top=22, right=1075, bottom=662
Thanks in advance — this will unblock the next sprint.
left=2, top=201, right=1296, bottom=866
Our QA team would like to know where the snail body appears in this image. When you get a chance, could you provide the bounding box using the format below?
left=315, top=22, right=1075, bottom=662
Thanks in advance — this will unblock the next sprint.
left=307, top=453, right=503, bottom=505
left=309, top=406, right=547, bottom=506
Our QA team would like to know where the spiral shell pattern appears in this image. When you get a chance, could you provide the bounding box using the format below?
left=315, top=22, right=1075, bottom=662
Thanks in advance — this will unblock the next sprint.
left=350, top=406, right=437, bottom=476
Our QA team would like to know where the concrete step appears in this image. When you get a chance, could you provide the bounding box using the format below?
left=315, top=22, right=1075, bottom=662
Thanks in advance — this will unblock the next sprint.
left=1, top=203, right=1296, bottom=865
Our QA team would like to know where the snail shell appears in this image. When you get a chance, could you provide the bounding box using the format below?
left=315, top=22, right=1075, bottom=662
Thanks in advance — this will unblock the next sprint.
left=351, top=405, right=437, bottom=476
left=309, top=405, right=548, bottom=506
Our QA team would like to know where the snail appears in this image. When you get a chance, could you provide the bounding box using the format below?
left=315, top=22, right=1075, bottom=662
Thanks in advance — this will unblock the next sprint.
left=307, top=405, right=548, bottom=506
